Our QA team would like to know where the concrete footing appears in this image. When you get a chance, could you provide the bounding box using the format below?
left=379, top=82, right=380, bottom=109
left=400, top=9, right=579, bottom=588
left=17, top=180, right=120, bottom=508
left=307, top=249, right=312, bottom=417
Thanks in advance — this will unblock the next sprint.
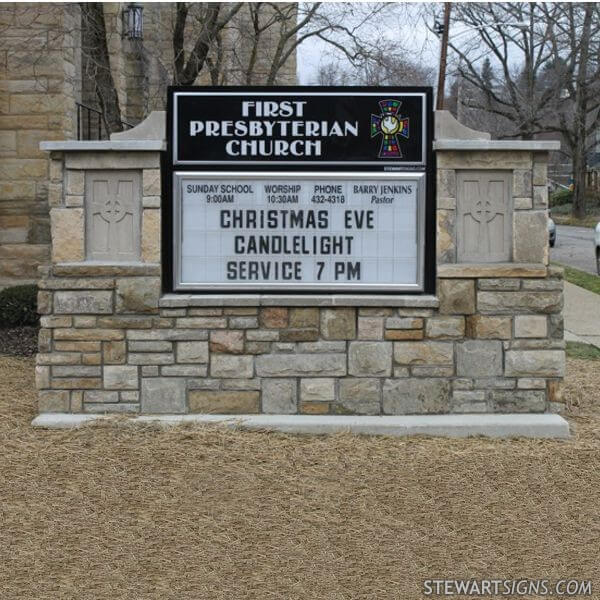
left=32, top=413, right=571, bottom=439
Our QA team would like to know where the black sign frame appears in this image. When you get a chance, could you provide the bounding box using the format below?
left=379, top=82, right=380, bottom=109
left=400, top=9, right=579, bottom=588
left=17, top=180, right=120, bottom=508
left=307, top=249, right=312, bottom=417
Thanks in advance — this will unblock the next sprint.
left=164, top=86, right=435, bottom=295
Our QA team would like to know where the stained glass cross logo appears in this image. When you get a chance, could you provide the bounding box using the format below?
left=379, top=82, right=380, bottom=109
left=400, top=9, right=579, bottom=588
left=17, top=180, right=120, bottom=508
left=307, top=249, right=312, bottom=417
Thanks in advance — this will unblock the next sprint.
left=371, top=99, right=409, bottom=158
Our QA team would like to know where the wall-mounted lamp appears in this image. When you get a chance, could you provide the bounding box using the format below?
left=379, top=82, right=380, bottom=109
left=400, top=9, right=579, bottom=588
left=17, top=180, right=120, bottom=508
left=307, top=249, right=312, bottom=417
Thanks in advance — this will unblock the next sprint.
left=123, top=3, right=143, bottom=40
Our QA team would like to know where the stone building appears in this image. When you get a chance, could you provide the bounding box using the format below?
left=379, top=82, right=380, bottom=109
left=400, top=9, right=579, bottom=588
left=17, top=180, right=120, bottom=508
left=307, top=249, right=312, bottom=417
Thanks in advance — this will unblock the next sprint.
left=0, top=2, right=297, bottom=287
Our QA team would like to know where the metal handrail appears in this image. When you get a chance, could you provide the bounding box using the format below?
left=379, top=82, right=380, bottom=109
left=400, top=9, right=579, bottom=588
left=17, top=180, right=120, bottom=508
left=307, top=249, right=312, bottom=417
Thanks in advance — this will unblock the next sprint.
left=76, top=102, right=135, bottom=140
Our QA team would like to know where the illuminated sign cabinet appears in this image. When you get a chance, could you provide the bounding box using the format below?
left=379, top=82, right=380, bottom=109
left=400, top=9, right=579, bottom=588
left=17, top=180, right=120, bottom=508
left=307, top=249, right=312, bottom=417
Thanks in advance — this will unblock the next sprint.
left=165, top=86, right=434, bottom=294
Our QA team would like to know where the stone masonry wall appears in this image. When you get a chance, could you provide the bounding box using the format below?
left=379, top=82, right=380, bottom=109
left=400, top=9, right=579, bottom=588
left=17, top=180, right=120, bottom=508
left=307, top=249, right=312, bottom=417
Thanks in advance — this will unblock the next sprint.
left=36, top=147, right=566, bottom=416
left=0, top=4, right=80, bottom=286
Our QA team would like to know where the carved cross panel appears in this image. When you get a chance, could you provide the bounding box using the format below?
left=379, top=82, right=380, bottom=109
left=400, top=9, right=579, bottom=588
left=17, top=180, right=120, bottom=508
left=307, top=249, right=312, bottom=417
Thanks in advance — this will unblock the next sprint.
left=85, top=171, right=141, bottom=261
left=456, top=171, right=512, bottom=263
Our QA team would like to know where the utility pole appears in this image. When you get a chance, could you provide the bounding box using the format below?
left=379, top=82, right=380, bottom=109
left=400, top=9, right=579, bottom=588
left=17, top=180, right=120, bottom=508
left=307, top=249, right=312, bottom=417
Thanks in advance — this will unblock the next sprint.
left=436, top=2, right=452, bottom=111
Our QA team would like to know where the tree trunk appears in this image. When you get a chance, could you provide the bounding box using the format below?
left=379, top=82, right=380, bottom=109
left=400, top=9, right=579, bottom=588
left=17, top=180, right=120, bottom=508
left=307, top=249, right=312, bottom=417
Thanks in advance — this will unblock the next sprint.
left=80, top=3, right=123, bottom=135
left=173, top=3, right=223, bottom=86
left=570, top=3, right=593, bottom=218
left=572, top=143, right=587, bottom=218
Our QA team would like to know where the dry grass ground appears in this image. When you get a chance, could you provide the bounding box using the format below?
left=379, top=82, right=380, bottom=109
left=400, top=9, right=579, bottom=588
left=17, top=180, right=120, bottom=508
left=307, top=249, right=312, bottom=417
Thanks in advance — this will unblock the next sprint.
left=1, top=356, right=599, bottom=600
left=552, top=214, right=600, bottom=228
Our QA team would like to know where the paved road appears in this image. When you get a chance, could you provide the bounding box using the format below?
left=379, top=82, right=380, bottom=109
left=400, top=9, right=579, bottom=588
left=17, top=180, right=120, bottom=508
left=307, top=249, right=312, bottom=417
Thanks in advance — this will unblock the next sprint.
left=550, top=225, right=597, bottom=274
left=548, top=226, right=600, bottom=348
left=564, top=281, right=600, bottom=348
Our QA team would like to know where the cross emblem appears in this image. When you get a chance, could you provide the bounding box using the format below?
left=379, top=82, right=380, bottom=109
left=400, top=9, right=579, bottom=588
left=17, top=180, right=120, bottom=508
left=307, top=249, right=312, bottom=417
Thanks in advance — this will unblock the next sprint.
left=371, top=99, right=409, bottom=158
left=95, top=180, right=132, bottom=225
left=89, top=177, right=137, bottom=257
left=100, top=195, right=127, bottom=224
left=472, top=199, right=497, bottom=225
left=471, top=198, right=503, bottom=253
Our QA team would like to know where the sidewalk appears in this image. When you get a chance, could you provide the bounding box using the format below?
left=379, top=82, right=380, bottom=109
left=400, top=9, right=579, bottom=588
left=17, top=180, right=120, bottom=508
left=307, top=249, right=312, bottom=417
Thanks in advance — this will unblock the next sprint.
left=563, top=281, right=600, bottom=348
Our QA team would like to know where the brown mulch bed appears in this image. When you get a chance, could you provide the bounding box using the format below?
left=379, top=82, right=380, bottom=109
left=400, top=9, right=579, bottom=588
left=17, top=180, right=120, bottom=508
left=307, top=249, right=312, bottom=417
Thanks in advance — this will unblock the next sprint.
left=0, top=326, right=38, bottom=356
left=0, top=356, right=599, bottom=599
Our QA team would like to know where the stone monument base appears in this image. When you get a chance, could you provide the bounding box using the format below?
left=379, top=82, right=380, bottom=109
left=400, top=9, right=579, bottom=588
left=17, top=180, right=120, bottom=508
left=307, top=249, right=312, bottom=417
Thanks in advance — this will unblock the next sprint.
left=36, top=112, right=566, bottom=432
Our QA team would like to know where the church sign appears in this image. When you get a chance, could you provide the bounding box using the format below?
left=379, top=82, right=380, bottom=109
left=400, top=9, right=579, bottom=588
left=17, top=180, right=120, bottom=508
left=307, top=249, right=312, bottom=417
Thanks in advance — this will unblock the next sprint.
left=166, top=87, right=434, bottom=293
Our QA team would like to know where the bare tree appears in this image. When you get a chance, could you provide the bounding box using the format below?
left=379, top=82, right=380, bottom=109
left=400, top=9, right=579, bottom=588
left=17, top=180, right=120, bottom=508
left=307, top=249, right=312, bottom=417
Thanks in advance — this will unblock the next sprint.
left=309, top=3, right=431, bottom=87
left=537, top=2, right=600, bottom=217
left=445, top=2, right=556, bottom=139
left=80, top=3, right=124, bottom=135
left=453, top=59, right=514, bottom=139
left=240, top=3, right=281, bottom=85
left=172, top=2, right=243, bottom=85
left=222, top=3, right=299, bottom=85
left=447, top=2, right=600, bottom=217
left=223, top=3, right=397, bottom=87
left=359, top=48, right=435, bottom=87
left=316, top=51, right=433, bottom=88
left=313, top=62, right=352, bottom=86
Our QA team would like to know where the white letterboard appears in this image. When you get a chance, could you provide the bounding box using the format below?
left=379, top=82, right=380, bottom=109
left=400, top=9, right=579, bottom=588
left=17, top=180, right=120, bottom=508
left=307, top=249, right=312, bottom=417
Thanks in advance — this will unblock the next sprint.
left=174, top=173, right=425, bottom=292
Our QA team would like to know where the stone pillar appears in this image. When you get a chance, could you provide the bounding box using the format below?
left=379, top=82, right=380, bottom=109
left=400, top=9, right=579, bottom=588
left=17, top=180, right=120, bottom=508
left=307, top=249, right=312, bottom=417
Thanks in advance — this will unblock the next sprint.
left=38, top=124, right=163, bottom=413
left=434, top=113, right=563, bottom=414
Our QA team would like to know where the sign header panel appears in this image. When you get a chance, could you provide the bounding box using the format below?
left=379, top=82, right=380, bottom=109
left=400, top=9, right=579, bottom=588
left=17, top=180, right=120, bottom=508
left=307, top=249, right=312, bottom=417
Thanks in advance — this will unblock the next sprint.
left=172, top=90, right=427, bottom=166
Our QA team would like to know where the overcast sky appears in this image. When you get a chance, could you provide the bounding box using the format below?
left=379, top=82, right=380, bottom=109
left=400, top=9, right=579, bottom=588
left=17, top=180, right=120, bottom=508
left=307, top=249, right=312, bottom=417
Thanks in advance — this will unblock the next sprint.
left=296, top=3, right=440, bottom=85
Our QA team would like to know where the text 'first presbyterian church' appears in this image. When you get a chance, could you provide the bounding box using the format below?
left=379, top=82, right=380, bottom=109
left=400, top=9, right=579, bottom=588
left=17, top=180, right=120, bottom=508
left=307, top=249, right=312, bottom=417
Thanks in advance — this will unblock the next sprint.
left=188, top=100, right=359, bottom=157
